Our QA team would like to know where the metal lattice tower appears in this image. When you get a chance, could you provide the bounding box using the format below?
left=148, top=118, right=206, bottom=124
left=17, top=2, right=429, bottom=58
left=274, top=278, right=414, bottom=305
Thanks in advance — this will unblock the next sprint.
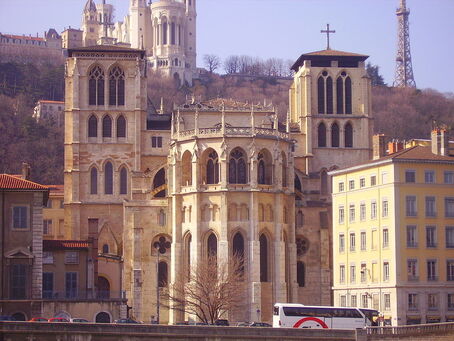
left=393, top=0, right=416, bottom=88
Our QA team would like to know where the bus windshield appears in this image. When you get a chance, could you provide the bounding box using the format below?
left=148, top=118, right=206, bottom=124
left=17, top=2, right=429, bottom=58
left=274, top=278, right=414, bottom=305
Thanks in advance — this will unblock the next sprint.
left=359, top=309, right=379, bottom=326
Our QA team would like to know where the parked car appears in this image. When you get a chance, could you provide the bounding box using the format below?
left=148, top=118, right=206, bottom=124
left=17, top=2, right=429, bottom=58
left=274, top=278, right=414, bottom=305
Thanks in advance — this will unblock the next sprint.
left=29, top=317, right=48, bottom=322
left=236, top=321, right=251, bottom=327
left=0, top=316, right=16, bottom=321
left=114, top=318, right=141, bottom=324
left=213, top=319, right=229, bottom=326
left=249, top=322, right=272, bottom=327
left=48, top=317, right=70, bottom=323
left=70, top=318, right=89, bottom=323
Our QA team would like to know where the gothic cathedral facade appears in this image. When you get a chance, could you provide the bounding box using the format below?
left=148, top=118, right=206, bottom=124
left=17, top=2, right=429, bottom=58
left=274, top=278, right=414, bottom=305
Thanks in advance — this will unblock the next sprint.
left=64, top=45, right=373, bottom=323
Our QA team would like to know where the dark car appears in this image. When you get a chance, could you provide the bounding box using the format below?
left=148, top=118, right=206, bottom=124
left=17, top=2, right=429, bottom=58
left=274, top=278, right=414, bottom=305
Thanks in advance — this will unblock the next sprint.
left=249, top=322, right=272, bottom=327
left=48, top=317, right=70, bottom=323
left=214, top=319, right=229, bottom=326
left=114, top=318, right=141, bottom=324
left=0, top=316, right=16, bottom=321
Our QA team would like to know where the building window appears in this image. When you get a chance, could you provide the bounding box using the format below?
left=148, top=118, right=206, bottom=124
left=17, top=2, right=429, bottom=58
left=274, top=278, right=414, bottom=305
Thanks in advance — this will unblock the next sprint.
left=206, top=151, right=220, bottom=184
left=339, top=234, right=345, bottom=253
left=116, top=115, right=126, bottom=138
left=406, top=196, right=417, bottom=217
left=428, top=294, right=438, bottom=311
left=449, top=294, right=454, bottom=310
left=102, top=115, right=112, bottom=138
left=104, top=162, right=113, bottom=195
left=383, top=229, right=389, bottom=248
left=382, top=200, right=389, bottom=217
left=339, top=265, right=345, bottom=284
left=445, top=198, right=454, bottom=218
left=360, top=178, right=366, bottom=188
left=90, top=167, right=98, bottom=194
left=10, top=264, right=26, bottom=299
left=158, top=261, right=168, bottom=287
left=405, top=170, right=416, bottom=183
left=344, top=122, right=353, bottom=148
left=370, top=175, right=376, bottom=186
left=297, top=261, right=305, bottom=287
left=65, top=251, right=79, bottom=264
left=43, top=272, right=54, bottom=299
left=427, top=260, right=437, bottom=281
left=426, top=196, right=436, bottom=217
left=383, top=262, right=390, bottom=281
left=407, top=259, right=418, bottom=281
left=119, top=167, right=128, bottom=195
left=349, top=180, right=355, bottom=190
left=109, top=66, right=125, bottom=106
left=447, top=260, right=454, bottom=281
left=65, top=272, right=78, bottom=299
left=88, top=115, right=98, bottom=137
left=350, top=295, right=357, bottom=307
left=408, top=293, right=418, bottom=310
left=259, top=234, right=269, bottom=282
left=102, top=244, right=109, bottom=254
left=340, top=295, right=347, bottom=307
left=360, top=231, right=366, bottom=251
left=406, top=225, right=418, bottom=247
left=339, top=206, right=345, bottom=224
left=349, top=205, right=355, bottom=223
left=360, top=203, right=366, bottom=221
left=384, top=293, right=391, bottom=310
left=12, top=206, right=28, bottom=229
left=43, top=252, right=54, bottom=264
left=426, top=226, right=437, bottom=248
left=349, top=233, right=356, bottom=252
left=371, top=201, right=377, bottom=219
left=361, top=294, right=368, bottom=308
left=43, top=219, right=52, bottom=235
left=350, top=265, right=356, bottom=283
left=229, top=148, right=247, bottom=184
left=425, top=170, right=435, bottom=184
left=447, top=227, right=454, bottom=248
left=88, top=65, right=104, bottom=106
left=331, top=123, right=339, bottom=147
left=444, top=171, right=454, bottom=184
left=361, top=263, right=367, bottom=283
left=317, top=73, right=333, bottom=114
left=318, top=122, right=326, bottom=147
left=151, top=136, right=163, bottom=148
left=338, top=182, right=344, bottom=192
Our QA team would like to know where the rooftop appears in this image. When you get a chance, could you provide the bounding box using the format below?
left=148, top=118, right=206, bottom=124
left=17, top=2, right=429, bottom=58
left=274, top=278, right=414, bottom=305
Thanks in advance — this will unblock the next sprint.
left=178, top=98, right=274, bottom=112
left=38, top=100, right=64, bottom=104
left=68, top=45, right=146, bottom=58
left=0, top=174, right=49, bottom=191
left=291, top=49, right=369, bottom=71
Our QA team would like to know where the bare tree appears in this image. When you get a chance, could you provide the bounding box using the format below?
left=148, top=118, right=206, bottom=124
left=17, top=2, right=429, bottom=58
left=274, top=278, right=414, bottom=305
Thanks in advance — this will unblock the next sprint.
left=203, top=54, right=221, bottom=74
left=163, top=253, right=246, bottom=324
left=224, top=55, right=240, bottom=74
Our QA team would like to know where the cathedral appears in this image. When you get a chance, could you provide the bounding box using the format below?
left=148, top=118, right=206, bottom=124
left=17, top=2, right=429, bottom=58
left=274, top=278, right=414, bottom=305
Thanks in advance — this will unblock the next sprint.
left=81, top=0, right=197, bottom=84
left=63, top=41, right=373, bottom=323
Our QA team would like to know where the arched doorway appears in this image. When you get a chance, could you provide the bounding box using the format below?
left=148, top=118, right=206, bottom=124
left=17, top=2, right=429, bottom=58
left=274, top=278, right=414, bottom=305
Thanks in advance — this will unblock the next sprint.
left=12, top=312, right=26, bottom=321
left=95, top=312, right=111, bottom=323
left=97, top=276, right=110, bottom=299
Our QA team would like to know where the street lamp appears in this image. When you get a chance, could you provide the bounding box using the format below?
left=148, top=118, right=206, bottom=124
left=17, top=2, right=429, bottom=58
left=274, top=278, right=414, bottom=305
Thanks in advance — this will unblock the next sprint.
left=153, top=236, right=171, bottom=324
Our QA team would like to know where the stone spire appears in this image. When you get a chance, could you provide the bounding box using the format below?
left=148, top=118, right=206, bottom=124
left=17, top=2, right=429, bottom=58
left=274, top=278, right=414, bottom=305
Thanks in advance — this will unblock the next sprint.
left=84, top=0, right=97, bottom=12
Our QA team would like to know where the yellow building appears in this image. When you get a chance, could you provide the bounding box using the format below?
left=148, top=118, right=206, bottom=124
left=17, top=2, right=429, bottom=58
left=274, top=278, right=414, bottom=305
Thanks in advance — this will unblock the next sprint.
left=330, top=129, right=454, bottom=326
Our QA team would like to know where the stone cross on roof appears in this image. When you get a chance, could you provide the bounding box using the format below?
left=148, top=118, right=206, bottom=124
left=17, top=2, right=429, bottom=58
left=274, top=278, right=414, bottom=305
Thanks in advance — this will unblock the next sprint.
left=321, top=23, right=335, bottom=50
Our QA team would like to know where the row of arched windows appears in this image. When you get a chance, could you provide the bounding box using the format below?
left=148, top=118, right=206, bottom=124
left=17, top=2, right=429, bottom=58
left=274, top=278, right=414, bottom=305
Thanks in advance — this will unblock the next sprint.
left=88, top=114, right=126, bottom=138
left=318, top=122, right=353, bottom=148
left=318, top=71, right=352, bottom=115
left=88, top=65, right=125, bottom=106
left=90, top=162, right=128, bottom=195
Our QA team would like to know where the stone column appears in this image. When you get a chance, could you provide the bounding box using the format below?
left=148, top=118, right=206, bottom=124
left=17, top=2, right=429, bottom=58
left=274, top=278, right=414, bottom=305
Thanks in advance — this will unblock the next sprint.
left=287, top=198, right=298, bottom=302
left=273, top=193, right=287, bottom=304
left=249, top=191, right=261, bottom=322
left=132, top=210, right=143, bottom=321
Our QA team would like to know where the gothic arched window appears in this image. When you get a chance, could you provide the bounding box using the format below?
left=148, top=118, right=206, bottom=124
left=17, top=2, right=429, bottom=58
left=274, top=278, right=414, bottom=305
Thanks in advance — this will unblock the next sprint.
left=317, top=76, right=325, bottom=114
left=109, top=66, right=125, bottom=106
left=317, top=72, right=333, bottom=114
left=331, top=122, right=340, bottom=147
left=88, top=115, right=98, bottom=137
left=297, top=261, right=306, bottom=287
left=89, top=65, right=104, bottom=106
left=207, top=233, right=217, bottom=258
left=182, top=151, right=192, bottom=186
left=336, top=76, right=344, bottom=114
left=116, top=115, right=126, bottom=138
left=119, top=167, right=127, bottom=195
left=345, top=122, right=353, bottom=148
left=104, top=162, right=113, bottom=195
left=259, top=234, right=268, bottom=282
left=336, top=73, right=352, bottom=115
left=321, top=169, right=328, bottom=195
left=102, top=244, right=109, bottom=254
left=318, top=122, right=327, bottom=147
left=153, top=168, right=166, bottom=197
left=232, top=232, right=245, bottom=275
left=102, top=115, right=112, bottom=138
left=162, top=22, right=168, bottom=45
left=158, top=261, right=168, bottom=287
left=345, top=77, right=352, bottom=114
left=185, top=233, right=192, bottom=281
left=170, top=23, right=176, bottom=45
left=90, top=167, right=98, bottom=195
left=229, top=148, right=247, bottom=184
left=206, top=151, right=219, bottom=184
left=281, top=152, right=287, bottom=187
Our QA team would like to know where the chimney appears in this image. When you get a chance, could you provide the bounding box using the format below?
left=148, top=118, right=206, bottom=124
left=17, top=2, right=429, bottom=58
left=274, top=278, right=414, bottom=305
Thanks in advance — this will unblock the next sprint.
left=21, top=162, right=31, bottom=180
left=431, top=128, right=449, bottom=156
left=372, top=134, right=387, bottom=160
left=388, top=140, right=404, bottom=155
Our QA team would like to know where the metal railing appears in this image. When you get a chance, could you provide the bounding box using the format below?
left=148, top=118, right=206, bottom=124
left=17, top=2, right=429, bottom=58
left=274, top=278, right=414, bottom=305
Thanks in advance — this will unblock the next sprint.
left=367, top=322, right=454, bottom=336
left=176, top=126, right=290, bottom=141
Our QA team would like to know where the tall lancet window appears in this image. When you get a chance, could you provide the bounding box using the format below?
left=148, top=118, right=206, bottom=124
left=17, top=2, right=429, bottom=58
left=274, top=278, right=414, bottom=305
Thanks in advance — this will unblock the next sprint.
left=345, top=122, right=353, bottom=148
left=318, top=122, right=327, bottom=147
left=89, top=65, right=105, bottom=106
left=162, top=22, right=168, bottom=45
left=104, top=161, right=113, bottom=195
left=336, top=72, right=352, bottom=114
left=229, top=148, right=247, bottom=184
left=109, top=66, right=125, bottom=106
left=331, top=122, right=340, bottom=147
left=206, top=151, right=219, bottom=184
left=317, top=71, right=333, bottom=114
left=170, top=23, right=176, bottom=45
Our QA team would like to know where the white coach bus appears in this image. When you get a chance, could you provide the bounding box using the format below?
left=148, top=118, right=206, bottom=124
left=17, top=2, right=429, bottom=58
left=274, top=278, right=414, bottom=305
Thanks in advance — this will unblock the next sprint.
left=273, top=303, right=379, bottom=329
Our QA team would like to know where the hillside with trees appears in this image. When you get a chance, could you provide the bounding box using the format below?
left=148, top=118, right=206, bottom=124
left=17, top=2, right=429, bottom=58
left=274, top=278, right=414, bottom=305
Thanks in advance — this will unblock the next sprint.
left=0, top=59, right=453, bottom=185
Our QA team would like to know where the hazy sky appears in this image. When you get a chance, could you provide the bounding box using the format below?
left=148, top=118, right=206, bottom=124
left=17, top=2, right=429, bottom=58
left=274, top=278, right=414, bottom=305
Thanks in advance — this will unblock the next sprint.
left=0, top=0, right=453, bottom=93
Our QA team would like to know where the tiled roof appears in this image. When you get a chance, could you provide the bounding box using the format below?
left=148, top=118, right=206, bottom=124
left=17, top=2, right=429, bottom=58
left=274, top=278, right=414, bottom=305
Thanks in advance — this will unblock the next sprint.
left=43, top=240, right=90, bottom=251
left=38, top=100, right=64, bottom=104
left=0, top=174, right=49, bottom=191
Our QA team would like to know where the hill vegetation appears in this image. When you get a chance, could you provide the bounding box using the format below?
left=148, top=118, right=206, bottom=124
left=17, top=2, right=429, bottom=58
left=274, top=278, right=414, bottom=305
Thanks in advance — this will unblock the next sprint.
left=0, top=61, right=453, bottom=185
